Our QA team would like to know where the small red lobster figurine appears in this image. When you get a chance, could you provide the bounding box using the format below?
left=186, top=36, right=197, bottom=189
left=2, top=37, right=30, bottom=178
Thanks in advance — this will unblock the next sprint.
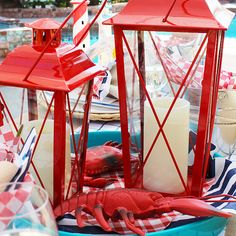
left=54, top=188, right=232, bottom=236
left=82, top=141, right=138, bottom=187
left=85, top=141, right=125, bottom=176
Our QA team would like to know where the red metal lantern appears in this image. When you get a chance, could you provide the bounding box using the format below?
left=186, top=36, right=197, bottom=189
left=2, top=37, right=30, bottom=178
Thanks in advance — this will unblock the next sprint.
left=104, top=0, right=234, bottom=197
left=0, top=17, right=105, bottom=206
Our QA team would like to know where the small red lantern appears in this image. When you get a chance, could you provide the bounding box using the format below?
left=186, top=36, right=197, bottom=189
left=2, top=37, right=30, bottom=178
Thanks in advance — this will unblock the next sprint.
left=0, top=18, right=105, bottom=206
left=104, top=0, right=234, bottom=196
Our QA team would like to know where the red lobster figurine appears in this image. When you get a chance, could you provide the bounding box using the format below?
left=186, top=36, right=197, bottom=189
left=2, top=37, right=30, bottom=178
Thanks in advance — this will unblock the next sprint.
left=85, top=141, right=124, bottom=176
left=54, top=188, right=232, bottom=236
left=83, top=141, right=138, bottom=187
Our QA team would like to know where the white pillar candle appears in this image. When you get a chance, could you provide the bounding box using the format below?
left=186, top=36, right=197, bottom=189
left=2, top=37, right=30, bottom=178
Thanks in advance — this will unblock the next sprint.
left=21, top=119, right=71, bottom=200
left=143, top=97, right=190, bottom=194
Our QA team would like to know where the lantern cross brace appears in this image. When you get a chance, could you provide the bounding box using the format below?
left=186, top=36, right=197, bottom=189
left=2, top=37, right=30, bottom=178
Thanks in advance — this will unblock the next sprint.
left=0, top=93, right=19, bottom=135
left=149, top=32, right=176, bottom=97
left=65, top=80, right=94, bottom=197
left=122, top=31, right=190, bottom=193
left=121, top=29, right=218, bottom=194
left=31, top=95, right=57, bottom=188
left=146, top=32, right=208, bottom=157
left=30, top=94, right=55, bottom=165
left=179, top=46, right=207, bottom=99
left=27, top=93, right=55, bottom=191
left=78, top=79, right=94, bottom=193
left=72, top=85, right=86, bottom=114
left=69, top=86, right=91, bottom=194
left=42, top=91, right=50, bottom=108
left=149, top=32, right=208, bottom=100
left=0, top=92, right=47, bottom=191
left=26, top=93, right=55, bottom=192
left=39, top=88, right=86, bottom=198
left=66, top=92, right=82, bottom=199
left=149, top=32, right=208, bottom=157
left=41, top=92, right=54, bottom=118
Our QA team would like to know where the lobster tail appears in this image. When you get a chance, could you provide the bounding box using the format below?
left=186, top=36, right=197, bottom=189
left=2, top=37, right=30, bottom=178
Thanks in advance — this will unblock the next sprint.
left=169, top=198, right=232, bottom=218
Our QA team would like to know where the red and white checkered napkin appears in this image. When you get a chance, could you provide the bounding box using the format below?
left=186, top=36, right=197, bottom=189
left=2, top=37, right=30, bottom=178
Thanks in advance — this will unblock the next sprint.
left=156, top=36, right=236, bottom=90
left=0, top=174, right=34, bottom=231
left=0, top=125, right=20, bottom=162
left=163, top=53, right=235, bottom=90
left=71, top=171, right=181, bottom=235
left=80, top=210, right=178, bottom=235
left=93, top=70, right=112, bottom=100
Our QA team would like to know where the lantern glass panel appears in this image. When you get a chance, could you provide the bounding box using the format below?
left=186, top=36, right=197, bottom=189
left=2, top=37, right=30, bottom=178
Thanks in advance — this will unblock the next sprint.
left=121, top=30, right=213, bottom=194
left=0, top=82, right=92, bottom=200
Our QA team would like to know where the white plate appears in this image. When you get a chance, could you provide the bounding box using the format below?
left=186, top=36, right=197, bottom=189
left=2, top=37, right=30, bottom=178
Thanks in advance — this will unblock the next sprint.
left=42, top=91, right=120, bottom=114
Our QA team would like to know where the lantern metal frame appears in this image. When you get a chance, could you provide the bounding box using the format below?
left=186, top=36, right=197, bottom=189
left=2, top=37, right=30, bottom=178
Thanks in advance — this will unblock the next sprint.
left=104, top=0, right=234, bottom=197
left=0, top=0, right=109, bottom=207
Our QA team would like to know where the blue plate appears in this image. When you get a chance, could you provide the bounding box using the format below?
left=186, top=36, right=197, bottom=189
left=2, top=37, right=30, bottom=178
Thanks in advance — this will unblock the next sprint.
left=71, top=130, right=122, bottom=150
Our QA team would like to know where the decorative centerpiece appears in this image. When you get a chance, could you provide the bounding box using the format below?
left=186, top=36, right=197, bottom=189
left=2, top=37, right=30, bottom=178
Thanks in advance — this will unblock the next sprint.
left=55, top=1, right=236, bottom=235
left=0, top=13, right=105, bottom=207
left=0, top=0, right=236, bottom=236
left=103, top=0, right=235, bottom=196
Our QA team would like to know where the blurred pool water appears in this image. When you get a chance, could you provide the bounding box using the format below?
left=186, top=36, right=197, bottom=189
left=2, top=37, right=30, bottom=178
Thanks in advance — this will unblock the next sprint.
left=226, top=17, right=236, bottom=38
left=0, top=22, right=19, bottom=29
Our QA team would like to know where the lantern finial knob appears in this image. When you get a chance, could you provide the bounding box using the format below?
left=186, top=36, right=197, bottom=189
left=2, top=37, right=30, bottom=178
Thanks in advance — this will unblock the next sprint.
left=25, top=18, right=62, bottom=52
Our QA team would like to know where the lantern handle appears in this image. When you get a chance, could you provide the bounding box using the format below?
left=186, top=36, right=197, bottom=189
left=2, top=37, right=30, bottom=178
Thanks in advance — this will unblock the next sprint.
left=162, top=0, right=177, bottom=22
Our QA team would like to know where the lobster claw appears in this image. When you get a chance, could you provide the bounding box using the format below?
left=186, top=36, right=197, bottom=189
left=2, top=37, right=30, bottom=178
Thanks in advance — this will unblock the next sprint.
left=169, top=198, right=232, bottom=218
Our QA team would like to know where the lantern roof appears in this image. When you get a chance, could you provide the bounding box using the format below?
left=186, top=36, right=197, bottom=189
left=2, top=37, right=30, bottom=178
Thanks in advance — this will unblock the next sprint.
left=25, top=18, right=61, bottom=30
left=104, top=0, right=234, bottom=31
left=0, top=44, right=105, bottom=92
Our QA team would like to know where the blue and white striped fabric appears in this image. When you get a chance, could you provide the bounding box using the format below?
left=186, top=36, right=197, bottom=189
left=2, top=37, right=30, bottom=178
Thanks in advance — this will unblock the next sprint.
left=169, top=159, right=236, bottom=228
left=10, top=127, right=37, bottom=184
left=206, top=159, right=236, bottom=214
